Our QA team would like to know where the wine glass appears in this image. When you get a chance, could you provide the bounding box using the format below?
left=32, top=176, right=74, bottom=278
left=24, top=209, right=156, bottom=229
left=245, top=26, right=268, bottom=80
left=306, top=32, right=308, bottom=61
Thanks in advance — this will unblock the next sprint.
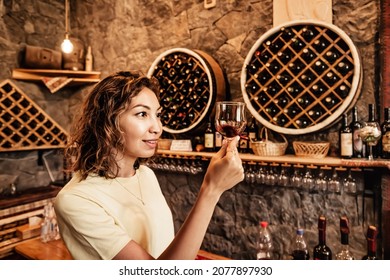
left=360, top=121, right=382, bottom=160
left=215, top=101, right=246, bottom=142
left=343, top=168, right=357, bottom=195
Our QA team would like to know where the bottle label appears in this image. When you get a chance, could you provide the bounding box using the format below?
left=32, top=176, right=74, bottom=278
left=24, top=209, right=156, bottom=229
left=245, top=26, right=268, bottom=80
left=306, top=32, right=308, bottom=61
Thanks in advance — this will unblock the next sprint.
left=204, top=133, right=214, bottom=148
left=341, top=133, right=353, bottom=156
left=383, top=131, right=390, bottom=152
left=215, top=132, right=222, bottom=148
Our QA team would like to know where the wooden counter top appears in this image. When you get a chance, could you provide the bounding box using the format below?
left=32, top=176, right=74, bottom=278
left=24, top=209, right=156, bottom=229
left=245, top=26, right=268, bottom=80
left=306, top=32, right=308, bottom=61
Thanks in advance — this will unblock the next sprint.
left=14, top=237, right=229, bottom=260
left=15, top=237, right=72, bottom=260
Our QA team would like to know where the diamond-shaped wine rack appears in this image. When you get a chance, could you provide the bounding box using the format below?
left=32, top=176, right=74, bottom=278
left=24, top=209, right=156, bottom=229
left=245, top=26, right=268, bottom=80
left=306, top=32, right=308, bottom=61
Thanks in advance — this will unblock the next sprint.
left=241, top=20, right=362, bottom=135
left=147, top=48, right=225, bottom=134
left=0, top=79, right=68, bottom=152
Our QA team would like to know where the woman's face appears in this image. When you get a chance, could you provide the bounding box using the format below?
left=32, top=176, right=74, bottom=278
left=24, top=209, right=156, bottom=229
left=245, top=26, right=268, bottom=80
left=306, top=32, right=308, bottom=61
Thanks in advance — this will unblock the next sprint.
left=118, top=87, right=162, bottom=160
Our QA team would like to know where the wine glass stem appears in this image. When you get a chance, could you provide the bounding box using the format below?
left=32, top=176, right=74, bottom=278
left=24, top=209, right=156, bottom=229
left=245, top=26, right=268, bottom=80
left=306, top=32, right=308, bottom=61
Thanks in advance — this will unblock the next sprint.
left=368, top=145, right=373, bottom=160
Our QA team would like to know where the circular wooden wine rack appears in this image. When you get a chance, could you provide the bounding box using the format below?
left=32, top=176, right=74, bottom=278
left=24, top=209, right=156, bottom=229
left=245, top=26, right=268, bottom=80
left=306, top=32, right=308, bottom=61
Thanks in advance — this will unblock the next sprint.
left=147, top=48, right=225, bottom=134
left=241, top=20, right=362, bottom=135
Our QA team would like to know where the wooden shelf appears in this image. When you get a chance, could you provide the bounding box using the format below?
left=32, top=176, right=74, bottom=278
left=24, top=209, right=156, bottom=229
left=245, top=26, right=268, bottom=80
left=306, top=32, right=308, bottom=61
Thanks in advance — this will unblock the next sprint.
left=157, top=150, right=390, bottom=169
left=11, top=68, right=101, bottom=86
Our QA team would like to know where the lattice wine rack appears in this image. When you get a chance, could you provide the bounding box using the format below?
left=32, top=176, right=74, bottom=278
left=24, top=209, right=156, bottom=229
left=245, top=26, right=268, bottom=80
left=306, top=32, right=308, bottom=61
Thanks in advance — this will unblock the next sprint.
left=241, top=20, right=362, bottom=135
left=147, top=48, right=225, bottom=134
left=0, top=79, right=68, bottom=152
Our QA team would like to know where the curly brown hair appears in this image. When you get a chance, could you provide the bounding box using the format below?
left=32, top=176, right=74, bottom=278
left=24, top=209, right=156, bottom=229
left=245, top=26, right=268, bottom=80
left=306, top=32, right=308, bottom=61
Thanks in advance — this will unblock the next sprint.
left=65, top=71, right=160, bottom=180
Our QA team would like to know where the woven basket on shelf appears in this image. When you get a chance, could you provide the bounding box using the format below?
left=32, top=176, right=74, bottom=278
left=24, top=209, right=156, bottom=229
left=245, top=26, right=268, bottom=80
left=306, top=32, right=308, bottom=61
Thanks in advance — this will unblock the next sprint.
left=293, top=141, right=330, bottom=158
left=251, top=128, right=288, bottom=156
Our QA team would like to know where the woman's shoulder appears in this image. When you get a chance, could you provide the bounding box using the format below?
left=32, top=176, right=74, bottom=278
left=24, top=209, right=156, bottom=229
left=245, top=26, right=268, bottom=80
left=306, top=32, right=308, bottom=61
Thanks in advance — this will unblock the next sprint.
left=138, top=164, right=155, bottom=175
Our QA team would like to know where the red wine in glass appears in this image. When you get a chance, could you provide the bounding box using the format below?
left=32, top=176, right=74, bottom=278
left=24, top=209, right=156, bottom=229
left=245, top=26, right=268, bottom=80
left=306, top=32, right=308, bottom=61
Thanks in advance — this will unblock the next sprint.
left=215, top=123, right=246, bottom=138
left=215, top=101, right=246, bottom=141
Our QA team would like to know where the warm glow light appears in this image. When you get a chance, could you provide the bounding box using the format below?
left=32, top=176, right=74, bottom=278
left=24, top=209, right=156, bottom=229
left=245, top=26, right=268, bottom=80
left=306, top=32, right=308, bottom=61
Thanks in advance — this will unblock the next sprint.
left=61, top=0, right=73, bottom=54
left=61, top=37, right=74, bottom=53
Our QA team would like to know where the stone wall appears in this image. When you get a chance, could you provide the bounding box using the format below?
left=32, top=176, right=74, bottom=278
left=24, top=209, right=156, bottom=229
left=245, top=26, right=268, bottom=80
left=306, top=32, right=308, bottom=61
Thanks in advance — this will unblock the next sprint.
left=0, top=0, right=384, bottom=259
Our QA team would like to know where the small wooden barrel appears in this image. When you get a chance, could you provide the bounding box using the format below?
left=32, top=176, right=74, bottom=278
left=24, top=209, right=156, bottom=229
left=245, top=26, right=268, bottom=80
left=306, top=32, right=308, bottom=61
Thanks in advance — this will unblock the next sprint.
left=241, top=20, right=362, bottom=135
left=147, top=48, right=225, bottom=135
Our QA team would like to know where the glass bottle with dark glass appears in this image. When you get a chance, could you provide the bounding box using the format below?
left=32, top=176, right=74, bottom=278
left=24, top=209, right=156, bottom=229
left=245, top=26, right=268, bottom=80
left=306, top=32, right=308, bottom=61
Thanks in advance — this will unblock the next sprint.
left=204, top=118, right=215, bottom=152
left=248, top=117, right=258, bottom=154
left=335, top=216, right=354, bottom=260
left=313, top=216, right=332, bottom=260
left=362, top=225, right=378, bottom=260
left=351, top=106, right=364, bottom=158
left=340, top=113, right=353, bottom=159
left=381, top=107, right=390, bottom=159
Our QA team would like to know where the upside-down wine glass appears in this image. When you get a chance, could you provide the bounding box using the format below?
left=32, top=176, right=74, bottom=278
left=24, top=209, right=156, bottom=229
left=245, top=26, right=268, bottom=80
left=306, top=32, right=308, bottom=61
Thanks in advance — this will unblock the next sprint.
left=215, top=101, right=247, bottom=143
left=360, top=121, right=382, bottom=160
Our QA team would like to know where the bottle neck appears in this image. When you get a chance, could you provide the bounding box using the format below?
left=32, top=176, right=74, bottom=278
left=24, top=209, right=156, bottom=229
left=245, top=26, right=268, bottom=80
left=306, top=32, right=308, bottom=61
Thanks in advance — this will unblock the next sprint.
left=368, top=105, right=377, bottom=122
left=385, top=108, right=390, bottom=122
left=342, top=115, right=349, bottom=128
left=341, top=233, right=349, bottom=245
left=352, top=109, right=358, bottom=122
left=318, top=228, right=326, bottom=245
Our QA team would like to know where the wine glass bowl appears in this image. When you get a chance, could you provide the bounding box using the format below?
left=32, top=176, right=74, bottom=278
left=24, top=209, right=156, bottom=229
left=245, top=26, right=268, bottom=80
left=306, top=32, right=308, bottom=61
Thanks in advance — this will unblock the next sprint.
left=215, top=101, right=246, bottom=140
left=360, top=121, right=382, bottom=160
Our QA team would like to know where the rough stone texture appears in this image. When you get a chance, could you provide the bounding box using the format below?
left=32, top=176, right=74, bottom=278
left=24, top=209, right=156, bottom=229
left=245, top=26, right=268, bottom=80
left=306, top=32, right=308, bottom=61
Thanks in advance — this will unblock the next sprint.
left=0, top=0, right=386, bottom=259
left=155, top=166, right=374, bottom=259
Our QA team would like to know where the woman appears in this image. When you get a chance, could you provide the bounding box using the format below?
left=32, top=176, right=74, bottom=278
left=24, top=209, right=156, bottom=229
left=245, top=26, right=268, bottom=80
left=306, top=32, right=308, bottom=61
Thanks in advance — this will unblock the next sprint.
left=54, top=71, right=244, bottom=260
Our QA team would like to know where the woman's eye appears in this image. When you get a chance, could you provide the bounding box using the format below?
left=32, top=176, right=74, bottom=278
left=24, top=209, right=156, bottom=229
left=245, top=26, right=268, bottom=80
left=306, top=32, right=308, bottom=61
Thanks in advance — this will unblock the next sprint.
left=137, top=112, right=147, bottom=117
left=156, top=112, right=162, bottom=119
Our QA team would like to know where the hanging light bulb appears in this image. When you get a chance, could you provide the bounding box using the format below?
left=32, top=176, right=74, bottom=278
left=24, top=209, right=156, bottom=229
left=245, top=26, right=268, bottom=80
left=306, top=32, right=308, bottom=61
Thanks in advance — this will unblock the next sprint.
left=61, top=0, right=73, bottom=53
left=61, top=34, right=73, bottom=53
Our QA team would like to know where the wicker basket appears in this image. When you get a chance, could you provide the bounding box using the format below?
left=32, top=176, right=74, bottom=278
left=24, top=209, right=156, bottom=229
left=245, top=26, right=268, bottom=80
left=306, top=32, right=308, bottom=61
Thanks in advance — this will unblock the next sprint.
left=251, top=128, right=288, bottom=156
left=293, top=141, right=330, bottom=158
left=158, top=139, right=172, bottom=150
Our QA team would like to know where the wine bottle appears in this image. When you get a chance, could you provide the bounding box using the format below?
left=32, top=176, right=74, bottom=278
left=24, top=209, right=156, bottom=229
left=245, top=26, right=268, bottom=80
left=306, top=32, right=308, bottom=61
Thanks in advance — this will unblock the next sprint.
left=324, top=96, right=336, bottom=109
left=314, top=60, right=326, bottom=73
left=367, top=104, right=379, bottom=158
left=351, top=106, right=365, bottom=158
left=308, top=109, right=323, bottom=120
left=325, top=51, right=339, bottom=63
left=302, top=27, right=315, bottom=41
left=288, top=62, right=303, bottom=74
left=300, top=73, right=314, bottom=86
left=362, top=225, right=378, bottom=260
left=302, top=48, right=315, bottom=62
left=340, top=113, right=353, bottom=159
left=381, top=107, right=390, bottom=158
left=281, top=27, right=294, bottom=40
left=204, top=118, right=215, bottom=152
left=215, top=131, right=222, bottom=150
left=239, top=121, right=249, bottom=153
left=277, top=74, right=291, bottom=85
left=248, top=117, right=258, bottom=153
left=311, top=84, right=325, bottom=96
left=336, top=84, right=349, bottom=98
left=277, top=51, right=291, bottom=63
left=335, top=216, right=354, bottom=260
left=337, top=61, right=351, bottom=74
left=313, top=216, right=332, bottom=260
left=291, top=38, right=304, bottom=51
left=297, top=96, right=310, bottom=108
left=325, top=71, right=338, bottom=85
left=85, top=46, right=93, bottom=71
left=266, top=62, right=280, bottom=74
left=313, top=39, right=327, bottom=52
